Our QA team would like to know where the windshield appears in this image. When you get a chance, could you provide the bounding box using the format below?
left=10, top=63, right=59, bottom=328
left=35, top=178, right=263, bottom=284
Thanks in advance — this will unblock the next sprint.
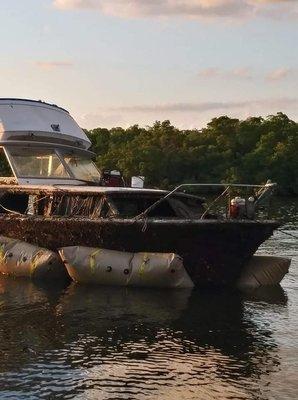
left=9, top=148, right=69, bottom=178
left=61, top=153, right=101, bottom=183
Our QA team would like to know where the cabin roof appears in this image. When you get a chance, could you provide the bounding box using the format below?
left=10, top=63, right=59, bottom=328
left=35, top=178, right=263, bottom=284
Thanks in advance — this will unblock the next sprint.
left=0, top=98, right=90, bottom=149
left=0, top=98, right=69, bottom=113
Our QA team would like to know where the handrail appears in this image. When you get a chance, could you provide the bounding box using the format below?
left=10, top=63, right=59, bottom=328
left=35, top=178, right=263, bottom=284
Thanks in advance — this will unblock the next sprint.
left=200, top=186, right=230, bottom=219
left=134, top=181, right=276, bottom=220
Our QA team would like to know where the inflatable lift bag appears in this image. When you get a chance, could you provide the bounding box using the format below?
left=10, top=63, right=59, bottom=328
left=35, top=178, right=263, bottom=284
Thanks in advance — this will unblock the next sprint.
left=237, top=255, right=291, bottom=290
left=0, top=236, right=68, bottom=280
left=59, top=246, right=194, bottom=288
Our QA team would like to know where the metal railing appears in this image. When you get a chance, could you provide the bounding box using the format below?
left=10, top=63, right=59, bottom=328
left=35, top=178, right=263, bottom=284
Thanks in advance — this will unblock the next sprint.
left=134, top=181, right=276, bottom=220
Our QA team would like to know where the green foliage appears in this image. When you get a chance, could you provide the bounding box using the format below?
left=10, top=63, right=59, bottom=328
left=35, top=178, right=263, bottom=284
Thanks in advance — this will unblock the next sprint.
left=87, top=113, right=298, bottom=195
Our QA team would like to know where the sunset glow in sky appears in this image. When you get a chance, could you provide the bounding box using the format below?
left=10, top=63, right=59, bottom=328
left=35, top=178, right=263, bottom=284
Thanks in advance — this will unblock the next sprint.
left=0, top=0, right=297, bottom=129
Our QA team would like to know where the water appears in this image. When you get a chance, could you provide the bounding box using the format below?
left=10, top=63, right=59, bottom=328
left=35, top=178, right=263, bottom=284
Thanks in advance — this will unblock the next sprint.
left=0, top=198, right=297, bottom=400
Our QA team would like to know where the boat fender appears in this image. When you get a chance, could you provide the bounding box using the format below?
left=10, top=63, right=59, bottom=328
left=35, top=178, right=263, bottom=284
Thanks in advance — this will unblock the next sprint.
left=237, top=255, right=291, bottom=290
left=0, top=236, right=69, bottom=281
left=59, top=246, right=194, bottom=288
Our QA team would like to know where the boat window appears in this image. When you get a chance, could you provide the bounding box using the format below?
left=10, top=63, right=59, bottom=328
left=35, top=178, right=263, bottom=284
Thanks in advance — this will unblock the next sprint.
left=61, top=153, right=101, bottom=183
left=169, top=197, right=204, bottom=218
left=0, top=192, right=29, bottom=214
left=109, top=195, right=177, bottom=218
left=51, top=194, right=105, bottom=218
left=9, top=148, right=69, bottom=178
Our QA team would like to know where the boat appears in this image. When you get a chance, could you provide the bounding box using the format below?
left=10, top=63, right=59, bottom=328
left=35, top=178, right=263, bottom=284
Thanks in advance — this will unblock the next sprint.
left=0, top=98, right=281, bottom=286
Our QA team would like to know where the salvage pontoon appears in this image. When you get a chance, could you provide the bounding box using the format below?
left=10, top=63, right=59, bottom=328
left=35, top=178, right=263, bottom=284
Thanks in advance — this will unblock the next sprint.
left=0, top=99, right=280, bottom=286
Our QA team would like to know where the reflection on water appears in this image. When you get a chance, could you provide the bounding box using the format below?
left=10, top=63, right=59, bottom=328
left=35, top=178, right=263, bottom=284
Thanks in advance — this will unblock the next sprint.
left=0, top=198, right=297, bottom=400
left=0, top=281, right=291, bottom=399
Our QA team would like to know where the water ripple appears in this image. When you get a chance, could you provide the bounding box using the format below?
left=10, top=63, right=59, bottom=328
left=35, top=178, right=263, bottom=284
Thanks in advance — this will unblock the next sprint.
left=0, top=198, right=297, bottom=399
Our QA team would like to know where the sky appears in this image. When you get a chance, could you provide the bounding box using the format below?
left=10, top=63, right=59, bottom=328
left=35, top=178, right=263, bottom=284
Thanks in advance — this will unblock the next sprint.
left=0, top=0, right=297, bottom=129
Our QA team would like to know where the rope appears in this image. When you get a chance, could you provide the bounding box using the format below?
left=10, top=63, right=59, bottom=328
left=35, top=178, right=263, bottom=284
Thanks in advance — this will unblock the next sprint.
left=25, top=195, right=49, bottom=214
left=200, top=186, right=230, bottom=219
left=141, top=217, right=148, bottom=232
left=0, top=204, right=23, bottom=215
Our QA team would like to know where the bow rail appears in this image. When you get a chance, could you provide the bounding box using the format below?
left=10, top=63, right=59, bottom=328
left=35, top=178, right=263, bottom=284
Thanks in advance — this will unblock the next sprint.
left=134, top=181, right=276, bottom=220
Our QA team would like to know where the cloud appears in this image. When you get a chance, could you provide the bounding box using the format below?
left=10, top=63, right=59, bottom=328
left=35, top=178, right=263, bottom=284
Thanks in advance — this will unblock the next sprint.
left=77, top=97, right=298, bottom=128
left=232, top=67, right=252, bottom=79
left=35, top=61, right=73, bottom=70
left=53, top=0, right=250, bottom=18
left=198, top=66, right=298, bottom=82
left=52, top=0, right=298, bottom=20
left=53, top=0, right=99, bottom=9
left=198, top=68, right=221, bottom=78
left=103, top=97, right=298, bottom=113
left=255, top=0, right=298, bottom=19
left=79, top=112, right=125, bottom=127
left=198, top=67, right=252, bottom=79
left=266, top=67, right=292, bottom=81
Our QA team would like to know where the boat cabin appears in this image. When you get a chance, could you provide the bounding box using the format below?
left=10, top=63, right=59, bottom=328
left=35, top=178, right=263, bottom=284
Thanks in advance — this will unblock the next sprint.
left=0, top=99, right=206, bottom=219
left=0, top=98, right=274, bottom=222
left=0, top=98, right=101, bottom=186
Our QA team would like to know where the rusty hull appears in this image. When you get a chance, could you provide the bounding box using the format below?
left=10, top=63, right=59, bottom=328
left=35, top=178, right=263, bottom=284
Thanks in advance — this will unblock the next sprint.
left=0, top=215, right=279, bottom=286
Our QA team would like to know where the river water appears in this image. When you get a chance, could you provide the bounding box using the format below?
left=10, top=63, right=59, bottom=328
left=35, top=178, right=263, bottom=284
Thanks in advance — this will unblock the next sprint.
left=0, top=198, right=297, bottom=400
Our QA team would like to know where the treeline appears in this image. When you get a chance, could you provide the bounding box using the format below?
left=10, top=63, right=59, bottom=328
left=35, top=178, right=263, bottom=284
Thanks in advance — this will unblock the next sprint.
left=88, top=112, right=298, bottom=195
